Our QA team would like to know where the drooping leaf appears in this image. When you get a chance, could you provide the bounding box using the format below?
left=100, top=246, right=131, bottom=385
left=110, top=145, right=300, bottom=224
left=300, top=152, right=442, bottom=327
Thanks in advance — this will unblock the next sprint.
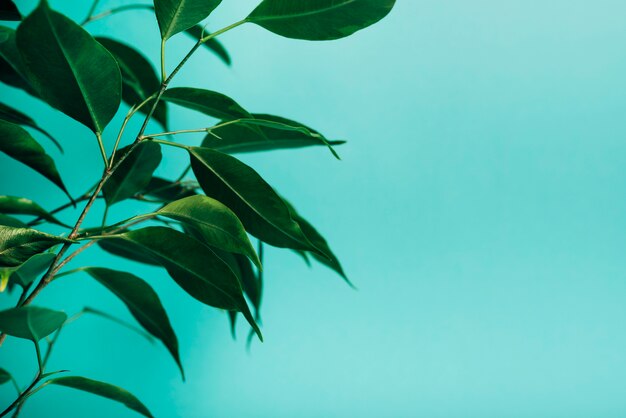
left=155, top=195, right=260, bottom=269
left=202, top=114, right=345, bottom=154
left=246, top=0, right=396, bottom=41
left=97, top=239, right=160, bottom=266
left=98, top=226, right=261, bottom=340
left=0, top=120, right=70, bottom=199
left=96, top=37, right=168, bottom=129
left=16, top=1, right=122, bottom=133
left=217, top=250, right=262, bottom=317
left=141, top=177, right=196, bottom=202
left=0, top=195, right=67, bottom=227
left=162, top=88, right=251, bottom=121
left=154, top=0, right=222, bottom=40
left=0, top=225, right=71, bottom=268
left=184, top=25, right=231, bottom=65
left=44, top=376, right=153, bottom=418
left=0, top=214, right=25, bottom=228
left=189, top=147, right=324, bottom=256
left=0, top=102, right=63, bottom=152
left=9, top=252, right=55, bottom=288
left=103, top=142, right=162, bottom=205
left=82, top=268, right=183, bottom=378
left=0, top=0, right=20, bottom=21
left=0, top=26, right=37, bottom=96
left=0, top=368, right=11, bottom=384
left=0, top=306, right=66, bottom=341
left=81, top=307, right=154, bottom=342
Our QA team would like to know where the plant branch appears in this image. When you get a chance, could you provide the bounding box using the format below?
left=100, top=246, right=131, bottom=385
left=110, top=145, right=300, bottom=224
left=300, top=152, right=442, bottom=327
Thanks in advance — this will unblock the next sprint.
left=81, top=0, right=101, bottom=25
left=82, top=4, right=153, bottom=26
left=0, top=374, right=41, bottom=418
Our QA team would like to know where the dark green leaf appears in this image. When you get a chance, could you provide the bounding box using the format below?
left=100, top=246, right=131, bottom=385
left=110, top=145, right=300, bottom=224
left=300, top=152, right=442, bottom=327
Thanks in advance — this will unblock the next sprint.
left=156, top=195, right=261, bottom=269
left=9, top=252, right=55, bottom=287
left=0, top=101, right=63, bottom=152
left=155, top=0, right=222, bottom=40
left=0, top=214, right=25, bottom=228
left=0, top=306, right=66, bottom=341
left=184, top=25, right=231, bottom=65
left=0, top=225, right=71, bottom=267
left=247, top=0, right=396, bottom=41
left=45, top=376, right=153, bottom=418
left=96, top=37, right=168, bottom=129
left=16, top=1, right=122, bottom=133
left=97, top=239, right=160, bottom=266
left=189, top=147, right=324, bottom=256
left=0, top=120, right=70, bottom=199
left=0, top=368, right=11, bottom=384
left=98, top=226, right=261, bottom=340
left=141, top=177, right=196, bottom=202
left=0, top=195, right=67, bottom=227
left=203, top=114, right=345, bottom=154
left=82, top=268, right=183, bottom=378
left=162, top=87, right=251, bottom=121
left=0, top=26, right=37, bottom=96
left=103, top=142, right=162, bottom=205
left=0, top=1, right=20, bottom=21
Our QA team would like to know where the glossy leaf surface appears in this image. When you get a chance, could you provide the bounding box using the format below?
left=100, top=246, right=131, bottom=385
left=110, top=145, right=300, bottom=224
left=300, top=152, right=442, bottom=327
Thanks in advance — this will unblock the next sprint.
left=0, top=117, right=70, bottom=200
left=154, top=0, right=221, bottom=40
left=103, top=142, right=162, bottom=205
left=162, top=88, right=251, bottom=121
left=0, top=195, right=66, bottom=226
left=16, top=1, right=122, bottom=133
left=83, top=267, right=183, bottom=377
left=46, top=376, right=153, bottom=417
left=247, top=0, right=396, bottom=41
left=0, top=306, right=66, bottom=341
left=0, top=225, right=71, bottom=267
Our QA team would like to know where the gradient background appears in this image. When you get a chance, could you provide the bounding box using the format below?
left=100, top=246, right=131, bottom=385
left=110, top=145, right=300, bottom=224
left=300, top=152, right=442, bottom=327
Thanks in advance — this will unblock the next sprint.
left=2, top=0, right=626, bottom=417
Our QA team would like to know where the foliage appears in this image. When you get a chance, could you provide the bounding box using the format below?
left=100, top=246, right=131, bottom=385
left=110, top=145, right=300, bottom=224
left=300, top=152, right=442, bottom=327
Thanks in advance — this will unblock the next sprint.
left=0, top=0, right=395, bottom=416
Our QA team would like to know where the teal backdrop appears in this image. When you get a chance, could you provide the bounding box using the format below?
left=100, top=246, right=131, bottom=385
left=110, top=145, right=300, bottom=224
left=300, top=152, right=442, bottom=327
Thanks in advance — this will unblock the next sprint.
left=2, top=0, right=626, bottom=416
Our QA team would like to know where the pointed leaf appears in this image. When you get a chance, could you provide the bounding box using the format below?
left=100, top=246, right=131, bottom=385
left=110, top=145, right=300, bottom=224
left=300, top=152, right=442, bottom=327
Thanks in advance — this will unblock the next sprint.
left=0, top=102, right=63, bottom=152
left=155, top=0, right=222, bottom=40
left=247, top=0, right=396, bottom=41
left=98, top=226, right=261, bottom=339
left=97, top=239, right=161, bottom=266
left=103, top=142, right=162, bottom=205
left=141, top=177, right=196, bottom=202
left=0, top=306, right=66, bottom=341
left=156, top=195, right=261, bottom=269
left=0, top=368, right=11, bottom=384
left=189, top=147, right=323, bottom=256
left=82, top=268, right=183, bottom=378
left=9, top=252, right=55, bottom=287
left=16, top=1, right=122, bottom=133
left=45, top=376, right=153, bottom=418
left=96, top=37, right=167, bottom=129
left=162, top=87, right=251, bottom=121
left=184, top=25, right=231, bottom=65
left=0, top=225, right=71, bottom=268
left=0, top=120, right=71, bottom=199
left=0, top=1, right=20, bottom=21
left=0, top=214, right=25, bottom=228
left=0, top=26, right=37, bottom=96
left=0, top=195, right=67, bottom=227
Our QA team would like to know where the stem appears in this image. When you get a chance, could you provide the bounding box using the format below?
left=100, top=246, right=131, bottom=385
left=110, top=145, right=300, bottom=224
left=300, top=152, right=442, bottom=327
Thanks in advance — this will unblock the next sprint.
left=82, top=4, right=154, bottom=26
left=33, top=342, right=43, bottom=375
left=0, top=375, right=40, bottom=418
left=149, top=139, right=190, bottom=150
left=161, top=39, right=167, bottom=82
left=81, top=0, right=101, bottom=25
left=143, top=128, right=209, bottom=138
left=95, top=133, right=108, bottom=167
left=109, top=94, right=156, bottom=167
left=201, top=20, right=247, bottom=43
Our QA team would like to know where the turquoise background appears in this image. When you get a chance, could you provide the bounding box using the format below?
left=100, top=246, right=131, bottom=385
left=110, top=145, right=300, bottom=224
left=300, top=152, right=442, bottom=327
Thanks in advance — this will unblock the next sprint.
left=2, top=0, right=626, bottom=416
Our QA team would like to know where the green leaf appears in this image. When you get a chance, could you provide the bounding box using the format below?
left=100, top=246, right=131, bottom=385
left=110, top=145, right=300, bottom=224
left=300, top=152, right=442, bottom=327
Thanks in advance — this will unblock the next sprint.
left=98, top=226, right=262, bottom=340
left=96, top=37, right=168, bottom=129
left=97, top=239, right=160, bottom=266
left=0, top=214, right=25, bottom=228
left=0, top=368, right=11, bottom=384
left=203, top=114, right=345, bottom=154
left=155, top=0, right=222, bottom=40
left=45, top=376, right=153, bottom=418
left=103, top=142, right=162, bottom=205
left=0, top=26, right=37, bottom=97
left=16, top=1, right=122, bottom=133
left=0, top=306, right=66, bottom=341
left=0, top=225, right=71, bottom=268
left=0, top=195, right=67, bottom=227
left=0, top=101, right=63, bottom=152
left=141, top=177, right=196, bottom=202
left=189, top=147, right=324, bottom=256
left=81, top=307, right=154, bottom=342
left=162, top=87, right=251, bottom=121
left=246, top=0, right=396, bottom=41
left=217, top=251, right=262, bottom=318
left=0, top=120, right=71, bottom=200
left=156, top=195, right=261, bottom=269
left=9, top=252, right=55, bottom=287
left=82, top=268, right=183, bottom=378
left=0, top=1, right=20, bottom=21
left=184, top=25, right=231, bottom=65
